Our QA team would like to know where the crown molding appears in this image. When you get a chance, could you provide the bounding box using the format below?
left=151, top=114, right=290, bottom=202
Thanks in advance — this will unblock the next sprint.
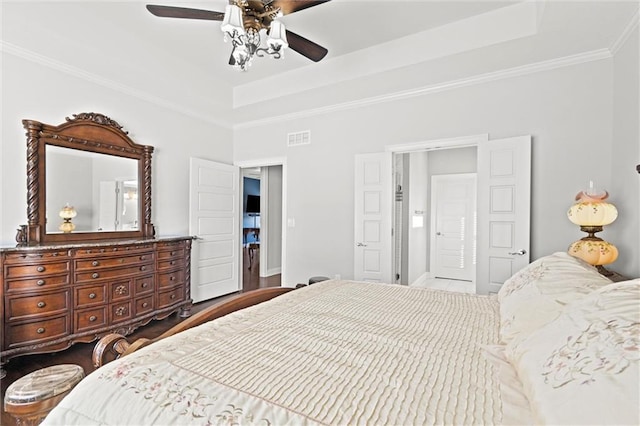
left=235, top=48, right=612, bottom=129
left=1, top=40, right=614, bottom=132
left=610, top=6, right=639, bottom=55
left=0, top=40, right=231, bottom=129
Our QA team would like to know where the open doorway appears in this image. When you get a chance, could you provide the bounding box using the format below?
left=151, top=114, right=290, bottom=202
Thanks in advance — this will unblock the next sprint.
left=240, top=165, right=283, bottom=291
left=392, top=146, right=478, bottom=293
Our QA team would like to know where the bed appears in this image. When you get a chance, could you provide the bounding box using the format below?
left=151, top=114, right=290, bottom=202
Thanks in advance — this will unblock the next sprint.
left=42, top=252, right=639, bottom=425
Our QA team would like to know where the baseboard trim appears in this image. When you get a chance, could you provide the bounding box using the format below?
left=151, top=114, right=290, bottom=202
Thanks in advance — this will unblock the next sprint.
left=261, top=267, right=282, bottom=278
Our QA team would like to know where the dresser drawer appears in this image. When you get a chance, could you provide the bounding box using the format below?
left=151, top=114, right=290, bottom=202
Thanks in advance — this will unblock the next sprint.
left=7, top=291, right=70, bottom=321
left=157, top=287, right=184, bottom=309
left=74, top=244, right=154, bottom=258
left=5, top=261, right=70, bottom=279
left=157, top=247, right=185, bottom=261
left=75, top=262, right=154, bottom=283
left=110, top=302, right=133, bottom=323
left=6, top=316, right=68, bottom=348
left=75, top=307, right=107, bottom=332
left=75, top=284, right=107, bottom=308
left=3, top=250, right=69, bottom=263
left=6, top=274, right=70, bottom=292
left=135, top=295, right=154, bottom=315
left=75, top=252, right=154, bottom=271
left=110, top=280, right=132, bottom=301
left=135, top=275, right=154, bottom=295
left=157, top=258, right=184, bottom=271
left=158, top=270, right=184, bottom=289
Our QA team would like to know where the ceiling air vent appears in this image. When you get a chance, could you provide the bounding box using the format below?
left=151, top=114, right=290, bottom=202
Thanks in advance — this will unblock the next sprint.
left=287, top=130, right=310, bottom=147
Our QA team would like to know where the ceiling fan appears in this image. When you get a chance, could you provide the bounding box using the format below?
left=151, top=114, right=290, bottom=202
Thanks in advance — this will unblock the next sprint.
left=146, top=0, right=331, bottom=71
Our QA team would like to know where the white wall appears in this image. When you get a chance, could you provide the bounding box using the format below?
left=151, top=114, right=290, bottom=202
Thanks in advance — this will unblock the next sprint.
left=609, top=25, right=640, bottom=279
left=1, top=53, right=233, bottom=245
left=235, top=59, right=625, bottom=285
left=266, top=165, right=283, bottom=276
left=46, top=150, right=93, bottom=232
left=407, top=151, right=428, bottom=285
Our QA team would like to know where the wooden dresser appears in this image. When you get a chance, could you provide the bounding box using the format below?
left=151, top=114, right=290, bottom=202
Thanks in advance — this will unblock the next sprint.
left=0, top=237, right=192, bottom=370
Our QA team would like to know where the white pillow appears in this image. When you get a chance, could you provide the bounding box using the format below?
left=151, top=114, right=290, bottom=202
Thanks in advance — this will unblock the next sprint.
left=498, top=252, right=611, bottom=344
left=505, top=280, right=640, bottom=425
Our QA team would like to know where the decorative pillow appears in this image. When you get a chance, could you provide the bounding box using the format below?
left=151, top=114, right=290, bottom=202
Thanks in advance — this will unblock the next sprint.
left=498, top=252, right=612, bottom=344
left=505, top=280, right=640, bottom=425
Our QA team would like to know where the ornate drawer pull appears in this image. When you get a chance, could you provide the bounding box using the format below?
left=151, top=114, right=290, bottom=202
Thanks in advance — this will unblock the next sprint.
left=36, top=280, right=45, bottom=286
left=170, top=276, right=175, bottom=281
left=142, top=302, right=148, bottom=308
left=170, top=260, right=176, bottom=265
left=37, top=301, right=46, bottom=308
left=92, top=273, right=99, bottom=279
left=92, top=260, right=99, bottom=266
left=89, top=293, right=97, bottom=299
left=171, top=251, right=176, bottom=256
left=115, top=285, right=127, bottom=295
left=141, top=282, right=149, bottom=288
left=140, top=266, right=146, bottom=271
left=115, top=306, right=127, bottom=316
left=170, top=294, right=176, bottom=300
left=140, top=255, right=146, bottom=260
left=37, top=327, right=45, bottom=334
left=89, top=315, right=97, bottom=322
left=37, top=266, right=45, bottom=272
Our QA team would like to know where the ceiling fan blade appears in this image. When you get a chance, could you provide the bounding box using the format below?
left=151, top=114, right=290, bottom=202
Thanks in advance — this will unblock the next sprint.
left=270, top=0, right=331, bottom=16
left=286, top=30, right=328, bottom=62
left=146, top=5, right=225, bottom=21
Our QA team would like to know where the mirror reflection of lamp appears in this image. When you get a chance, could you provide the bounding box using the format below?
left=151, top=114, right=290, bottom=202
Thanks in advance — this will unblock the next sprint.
left=567, top=182, right=618, bottom=276
left=59, top=204, right=77, bottom=233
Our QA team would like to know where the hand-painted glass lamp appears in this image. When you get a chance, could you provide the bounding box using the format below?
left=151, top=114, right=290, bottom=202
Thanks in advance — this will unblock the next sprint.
left=59, top=204, right=77, bottom=233
left=567, top=183, right=618, bottom=275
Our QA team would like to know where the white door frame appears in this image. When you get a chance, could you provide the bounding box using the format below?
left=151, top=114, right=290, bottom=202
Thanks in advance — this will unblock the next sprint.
left=387, top=134, right=489, bottom=285
left=235, top=157, right=287, bottom=286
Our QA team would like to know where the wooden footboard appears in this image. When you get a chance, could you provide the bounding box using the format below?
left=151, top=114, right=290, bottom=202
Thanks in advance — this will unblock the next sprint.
left=92, top=287, right=294, bottom=368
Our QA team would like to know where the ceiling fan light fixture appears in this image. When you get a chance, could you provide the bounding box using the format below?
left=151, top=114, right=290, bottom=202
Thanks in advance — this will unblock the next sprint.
left=221, top=4, right=244, bottom=37
left=267, top=20, right=288, bottom=51
left=146, top=1, right=330, bottom=71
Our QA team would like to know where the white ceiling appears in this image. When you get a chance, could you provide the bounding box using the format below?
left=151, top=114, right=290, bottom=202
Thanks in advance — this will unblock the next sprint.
left=2, top=1, right=638, bottom=127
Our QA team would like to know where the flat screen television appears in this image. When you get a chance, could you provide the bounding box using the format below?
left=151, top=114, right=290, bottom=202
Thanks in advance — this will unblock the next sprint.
left=246, top=195, right=260, bottom=214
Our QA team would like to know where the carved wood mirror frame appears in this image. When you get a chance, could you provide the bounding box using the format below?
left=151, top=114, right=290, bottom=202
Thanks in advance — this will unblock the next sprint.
left=16, top=112, right=155, bottom=244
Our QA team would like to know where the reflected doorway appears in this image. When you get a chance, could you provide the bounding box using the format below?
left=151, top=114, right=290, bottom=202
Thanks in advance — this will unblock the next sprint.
left=241, top=166, right=283, bottom=291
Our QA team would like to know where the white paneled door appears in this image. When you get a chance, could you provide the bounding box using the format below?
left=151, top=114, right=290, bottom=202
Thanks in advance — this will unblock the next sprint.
left=431, top=173, right=477, bottom=282
left=476, top=136, right=531, bottom=295
left=354, top=153, right=392, bottom=282
left=189, top=158, right=240, bottom=302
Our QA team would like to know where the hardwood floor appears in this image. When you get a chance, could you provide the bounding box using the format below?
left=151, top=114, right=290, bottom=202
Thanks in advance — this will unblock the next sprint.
left=1, top=247, right=280, bottom=426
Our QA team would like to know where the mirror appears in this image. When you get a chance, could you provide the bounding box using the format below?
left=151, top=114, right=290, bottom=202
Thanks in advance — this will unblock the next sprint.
left=17, top=112, right=155, bottom=244
left=46, top=145, right=139, bottom=234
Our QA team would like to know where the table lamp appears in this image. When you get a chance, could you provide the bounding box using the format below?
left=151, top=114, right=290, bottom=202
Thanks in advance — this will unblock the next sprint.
left=59, top=204, right=77, bottom=233
left=567, top=182, right=618, bottom=276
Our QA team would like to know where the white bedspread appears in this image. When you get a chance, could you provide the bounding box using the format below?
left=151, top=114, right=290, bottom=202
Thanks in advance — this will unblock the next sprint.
left=44, top=280, right=503, bottom=425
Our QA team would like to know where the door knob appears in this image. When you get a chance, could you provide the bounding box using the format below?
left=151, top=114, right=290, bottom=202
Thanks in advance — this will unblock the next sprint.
left=436, top=232, right=442, bottom=236
left=508, top=249, right=527, bottom=256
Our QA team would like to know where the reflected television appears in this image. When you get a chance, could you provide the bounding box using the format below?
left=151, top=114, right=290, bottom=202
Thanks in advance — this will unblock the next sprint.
left=246, top=195, right=260, bottom=214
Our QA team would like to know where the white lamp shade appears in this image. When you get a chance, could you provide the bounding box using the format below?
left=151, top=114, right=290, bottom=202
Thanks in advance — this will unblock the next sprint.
left=567, top=201, right=618, bottom=226
left=221, top=4, right=245, bottom=35
left=267, top=20, right=288, bottom=49
left=59, top=204, right=77, bottom=220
